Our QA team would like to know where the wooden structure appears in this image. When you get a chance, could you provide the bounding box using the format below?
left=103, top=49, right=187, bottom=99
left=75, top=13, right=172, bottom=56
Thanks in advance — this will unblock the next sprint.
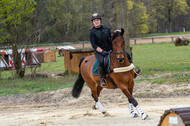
left=174, top=37, right=189, bottom=46
left=33, top=49, right=56, bottom=63
left=33, top=51, right=44, bottom=63
left=64, top=48, right=94, bottom=74
left=158, top=107, right=190, bottom=126
left=0, top=49, right=41, bottom=71
left=44, top=50, right=56, bottom=62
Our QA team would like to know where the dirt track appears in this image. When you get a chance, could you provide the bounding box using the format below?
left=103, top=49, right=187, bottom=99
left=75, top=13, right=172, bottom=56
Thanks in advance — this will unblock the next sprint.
left=0, top=83, right=190, bottom=126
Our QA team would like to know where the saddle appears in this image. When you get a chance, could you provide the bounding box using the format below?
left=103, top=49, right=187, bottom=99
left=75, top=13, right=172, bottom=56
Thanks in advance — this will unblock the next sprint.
left=92, top=54, right=110, bottom=76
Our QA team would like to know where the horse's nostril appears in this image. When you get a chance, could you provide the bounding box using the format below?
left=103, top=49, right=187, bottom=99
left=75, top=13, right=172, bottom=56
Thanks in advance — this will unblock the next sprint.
left=118, top=58, right=124, bottom=62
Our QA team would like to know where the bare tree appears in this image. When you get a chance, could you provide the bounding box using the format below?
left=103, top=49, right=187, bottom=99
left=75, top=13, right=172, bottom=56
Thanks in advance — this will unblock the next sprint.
left=102, top=0, right=116, bottom=29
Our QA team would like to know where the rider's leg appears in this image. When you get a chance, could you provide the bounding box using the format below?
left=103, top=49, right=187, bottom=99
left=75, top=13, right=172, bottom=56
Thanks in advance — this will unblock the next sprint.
left=95, top=52, right=106, bottom=86
left=126, top=52, right=142, bottom=78
left=98, top=66, right=106, bottom=86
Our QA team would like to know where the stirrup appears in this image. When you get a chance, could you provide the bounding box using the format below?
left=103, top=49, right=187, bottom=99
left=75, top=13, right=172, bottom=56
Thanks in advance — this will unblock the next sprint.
left=100, top=79, right=106, bottom=86
left=135, top=68, right=142, bottom=75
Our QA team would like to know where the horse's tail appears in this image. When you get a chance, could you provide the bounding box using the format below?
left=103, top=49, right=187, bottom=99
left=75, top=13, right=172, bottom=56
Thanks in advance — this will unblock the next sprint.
left=72, top=56, right=86, bottom=98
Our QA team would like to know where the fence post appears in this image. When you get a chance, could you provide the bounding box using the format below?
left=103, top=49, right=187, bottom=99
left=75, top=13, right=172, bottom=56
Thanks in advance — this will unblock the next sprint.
left=134, top=38, right=136, bottom=45
left=82, top=41, right=84, bottom=48
left=53, top=43, right=55, bottom=50
left=152, top=38, right=154, bottom=43
left=171, top=37, right=174, bottom=43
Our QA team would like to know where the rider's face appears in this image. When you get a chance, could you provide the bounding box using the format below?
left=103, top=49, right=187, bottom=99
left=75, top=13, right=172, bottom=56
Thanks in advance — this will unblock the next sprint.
left=93, top=19, right=101, bottom=28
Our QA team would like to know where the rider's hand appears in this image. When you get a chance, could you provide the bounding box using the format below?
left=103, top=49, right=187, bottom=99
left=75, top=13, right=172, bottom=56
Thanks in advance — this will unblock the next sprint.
left=102, top=50, right=109, bottom=56
left=96, top=47, right=103, bottom=53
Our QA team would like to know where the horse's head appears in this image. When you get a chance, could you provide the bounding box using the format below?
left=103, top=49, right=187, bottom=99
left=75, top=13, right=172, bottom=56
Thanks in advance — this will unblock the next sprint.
left=111, top=28, right=125, bottom=63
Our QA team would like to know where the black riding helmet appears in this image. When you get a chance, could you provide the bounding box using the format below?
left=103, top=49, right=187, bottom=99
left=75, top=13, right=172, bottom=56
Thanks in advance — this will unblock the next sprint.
left=91, top=13, right=101, bottom=21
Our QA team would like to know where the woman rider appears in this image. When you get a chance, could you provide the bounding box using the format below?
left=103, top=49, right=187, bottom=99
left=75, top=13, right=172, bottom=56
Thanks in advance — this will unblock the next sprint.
left=89, top=13, right=141, bottom=86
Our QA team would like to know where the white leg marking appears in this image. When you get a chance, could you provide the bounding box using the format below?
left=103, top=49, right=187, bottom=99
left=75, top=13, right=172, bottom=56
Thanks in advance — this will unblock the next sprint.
left=136, top=105, right=149, bottom=120
left=128, top=103, right=138, bottom=117
left=96, top=97, right=106, bottom=114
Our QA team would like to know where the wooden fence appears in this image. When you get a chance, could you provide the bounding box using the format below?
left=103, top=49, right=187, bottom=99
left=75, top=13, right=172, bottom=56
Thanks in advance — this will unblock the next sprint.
left=130, top=35, right=190, bottom=45
left=69, top=35, right=190, bottom=48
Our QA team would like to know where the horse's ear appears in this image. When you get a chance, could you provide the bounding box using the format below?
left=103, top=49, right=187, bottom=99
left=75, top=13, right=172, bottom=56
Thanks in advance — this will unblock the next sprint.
left=121, top=28, right=125, bottom=35
left=110, top=28, right=114, bottom=35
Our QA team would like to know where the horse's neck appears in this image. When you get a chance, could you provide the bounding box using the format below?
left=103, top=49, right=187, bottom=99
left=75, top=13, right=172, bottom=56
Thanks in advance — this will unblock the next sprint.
left=110, top=53, right=131, bottom=68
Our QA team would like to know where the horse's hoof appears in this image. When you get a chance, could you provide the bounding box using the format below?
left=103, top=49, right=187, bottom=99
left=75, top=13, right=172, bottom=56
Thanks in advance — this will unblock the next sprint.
left=92, top=105, right=97, bottom=110
left=102, top=111, right=106, bottom=114
left=133, top=113, right=138, bottom=118
left=141, top=114, right=149, bottom=120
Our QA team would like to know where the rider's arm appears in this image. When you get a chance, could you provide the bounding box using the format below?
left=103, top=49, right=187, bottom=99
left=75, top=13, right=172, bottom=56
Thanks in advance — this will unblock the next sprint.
left=89, top=31, right=102, bottom=53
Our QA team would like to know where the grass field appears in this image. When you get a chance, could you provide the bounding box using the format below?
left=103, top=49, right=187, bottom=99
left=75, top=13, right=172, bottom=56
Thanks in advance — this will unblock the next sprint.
left=0, top=42, right=189, bottom=96
left=132, top=42, right=190, bottom=74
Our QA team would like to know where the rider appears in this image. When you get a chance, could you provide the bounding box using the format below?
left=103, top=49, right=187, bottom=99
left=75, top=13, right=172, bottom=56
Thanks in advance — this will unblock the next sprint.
left=89, top=13, right=141, bottom=86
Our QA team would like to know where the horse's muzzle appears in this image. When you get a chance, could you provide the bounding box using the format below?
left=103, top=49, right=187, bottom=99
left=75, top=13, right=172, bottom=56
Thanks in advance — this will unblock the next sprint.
left=118, top=58, right=125, bottom=63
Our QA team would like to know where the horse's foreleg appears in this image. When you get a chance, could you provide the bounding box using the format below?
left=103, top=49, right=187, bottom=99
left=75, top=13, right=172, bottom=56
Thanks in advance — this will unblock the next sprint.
left=128, top=103, right=138, bottom=117
left=121, top=88, right=148, bottom=120
left=128, top=87, right=138, bottom=117
left=135, top=105, right=149, bottom=120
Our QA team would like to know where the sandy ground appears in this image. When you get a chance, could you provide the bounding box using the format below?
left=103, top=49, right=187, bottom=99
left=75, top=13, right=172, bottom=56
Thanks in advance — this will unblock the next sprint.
left=0, top=80, right=190, bottom=126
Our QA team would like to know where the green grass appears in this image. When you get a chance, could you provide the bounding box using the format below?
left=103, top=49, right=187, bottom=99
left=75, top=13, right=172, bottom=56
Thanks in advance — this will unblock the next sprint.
left=0, top=42, right=190, bottom=96
left=0, top=74, right=77, bottom=96
left=140, top=31, right=190, bottom=38
left=132, top=42, right=190, bottom=75
left=0, top=52, right=65, bottom=78
left=135, top=73, right=190, bottom=84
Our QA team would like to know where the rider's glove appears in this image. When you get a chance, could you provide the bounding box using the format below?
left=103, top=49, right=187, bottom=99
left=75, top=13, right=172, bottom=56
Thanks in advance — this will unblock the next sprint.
left=102, top=50, right=109, bottom=56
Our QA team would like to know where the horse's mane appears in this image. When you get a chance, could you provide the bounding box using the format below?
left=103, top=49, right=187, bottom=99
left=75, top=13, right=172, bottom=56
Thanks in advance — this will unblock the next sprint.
left=112, top=30, right=123, bottom=41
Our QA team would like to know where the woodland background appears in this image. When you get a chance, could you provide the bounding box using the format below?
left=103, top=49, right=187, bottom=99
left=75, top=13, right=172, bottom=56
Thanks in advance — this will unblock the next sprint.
left=1, top=0, right=190, bottom=44
left=0, top=0, right=190, bottom=77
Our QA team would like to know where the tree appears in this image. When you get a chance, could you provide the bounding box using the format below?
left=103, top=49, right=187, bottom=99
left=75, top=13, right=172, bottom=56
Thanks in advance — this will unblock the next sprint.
left=102, top=0, right=116, bottom=29
left=0, top=0, right=36, bottom=77
left=127, top=0, right=149, bottom=37
left=114, top=0, right=131, bottom=53
left=154, top=0, right=189, bottom=33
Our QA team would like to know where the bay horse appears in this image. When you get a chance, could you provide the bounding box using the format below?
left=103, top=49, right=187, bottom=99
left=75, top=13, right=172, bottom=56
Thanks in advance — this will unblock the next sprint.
left=72, top=28, right=148, bottom=120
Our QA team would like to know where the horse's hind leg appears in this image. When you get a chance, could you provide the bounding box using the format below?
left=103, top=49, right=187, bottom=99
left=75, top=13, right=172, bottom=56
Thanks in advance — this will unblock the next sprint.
left=92, top=85, right=103, bottom=107
left=89, top=84, right=106, bottom=114
left=97, top=85, right=103, bottom=97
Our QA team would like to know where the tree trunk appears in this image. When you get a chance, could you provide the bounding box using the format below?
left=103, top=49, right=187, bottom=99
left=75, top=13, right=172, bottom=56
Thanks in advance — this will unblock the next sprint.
left=102, top=0, right=116, bottom=29
left=6, top=23, right=25, bottom=78
left=121, top=1, right=131, bottom=56
left=168, top=9, right=172, bottom=33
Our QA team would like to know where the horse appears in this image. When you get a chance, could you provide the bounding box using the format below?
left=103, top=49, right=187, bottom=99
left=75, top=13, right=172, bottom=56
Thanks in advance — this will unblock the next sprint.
left=72, top=28, right=148, bottom=120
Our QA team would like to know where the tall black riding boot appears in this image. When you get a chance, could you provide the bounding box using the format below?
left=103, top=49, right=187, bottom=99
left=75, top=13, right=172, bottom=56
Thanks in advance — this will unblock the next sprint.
left=98, top=66, right=106, bottom=86
left=134, top=68, right=142, bottom=78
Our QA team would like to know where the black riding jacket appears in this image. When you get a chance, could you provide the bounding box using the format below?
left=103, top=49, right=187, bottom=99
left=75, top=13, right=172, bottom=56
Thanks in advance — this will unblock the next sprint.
left=89, top=25, right=112, bottom=52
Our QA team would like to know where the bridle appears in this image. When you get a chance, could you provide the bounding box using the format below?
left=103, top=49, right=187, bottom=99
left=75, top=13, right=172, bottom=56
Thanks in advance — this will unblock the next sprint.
left=111, top=30, right=125, bottom=57
left=113, top=49, right=125, bottom=57
left=111, top=31, right=126, bottom=61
